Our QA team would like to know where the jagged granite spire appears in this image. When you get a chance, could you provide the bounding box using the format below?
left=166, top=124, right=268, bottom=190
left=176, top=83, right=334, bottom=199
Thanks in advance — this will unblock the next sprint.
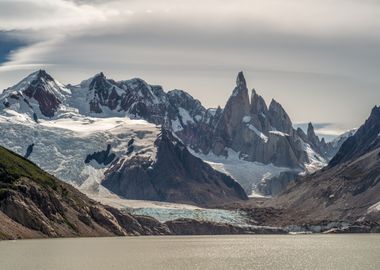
left=250, top=88, right=268, bottom=115
left=307, top=122, right=320, bottom=146
left=236, top=71, right=247, bottom=87
left=215, top=72, right=250, bottom=139
left=268, top=98, right=293, bottom=135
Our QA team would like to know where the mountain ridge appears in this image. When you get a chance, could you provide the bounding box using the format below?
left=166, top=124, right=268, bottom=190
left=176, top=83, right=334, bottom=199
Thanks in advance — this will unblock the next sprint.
left=0, top=70, right=344, bottom=198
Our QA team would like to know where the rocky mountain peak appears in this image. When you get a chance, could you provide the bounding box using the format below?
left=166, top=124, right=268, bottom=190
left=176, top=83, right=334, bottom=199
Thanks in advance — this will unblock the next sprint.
left=307, top=122, right=315, bottom=133
left=250, top=88, right=268, bottom=115
left=0, top=70, right=66, bottom=118
left=306, top=122, right=325, bottom=153
left=35, top=69, right=54, bottom=82
left=236, top=71, right=247, bottom=88
left=231, top=72, right=249, bottom=100
left=307, top=122, right=318, bottom=141
left=214, top=72, right=250, bottom=141
left=89, top=72, right=109, bottom=90
left=369, top=105, right=380, bottom=121
left=268, top=98, right=293, bottom=134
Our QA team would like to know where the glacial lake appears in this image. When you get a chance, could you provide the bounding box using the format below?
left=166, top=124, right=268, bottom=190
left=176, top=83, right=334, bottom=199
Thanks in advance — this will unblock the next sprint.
left=1, top=235, right=379, bottom=270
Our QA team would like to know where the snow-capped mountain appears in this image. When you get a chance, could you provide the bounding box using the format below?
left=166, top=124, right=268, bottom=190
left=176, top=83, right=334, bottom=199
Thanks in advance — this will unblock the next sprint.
left=0, top=70, right=343, bottom=200
left=0, top=70, right=70, bottom=120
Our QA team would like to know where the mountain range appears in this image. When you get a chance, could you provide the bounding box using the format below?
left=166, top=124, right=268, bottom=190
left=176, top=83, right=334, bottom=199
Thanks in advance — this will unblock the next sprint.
left=1, top=69, right=379, bottom=236
left=0, top=70, right=343, bottom=201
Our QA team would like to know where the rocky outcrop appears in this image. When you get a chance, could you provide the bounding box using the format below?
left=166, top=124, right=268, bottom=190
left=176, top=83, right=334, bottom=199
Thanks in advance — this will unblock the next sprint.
left=102, top=129, right=248, bottom=207
left=85, top=144, right=116, bottom=166
left=24, top=143, right=34, bottom=159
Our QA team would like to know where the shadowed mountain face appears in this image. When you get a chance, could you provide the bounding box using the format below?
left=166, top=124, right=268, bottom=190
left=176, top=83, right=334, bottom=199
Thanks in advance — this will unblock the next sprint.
left=0, top=146, right=170, bottom=240
left=102, top=130, right=248, bottom=207
left=329, top=106, right=380, bottom=167
left=271, top=107, right=380, bottom=224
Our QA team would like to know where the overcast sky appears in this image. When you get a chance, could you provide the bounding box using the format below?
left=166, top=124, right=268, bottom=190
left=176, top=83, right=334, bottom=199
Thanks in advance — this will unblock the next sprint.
left=0, top=0, right=379, bottom=137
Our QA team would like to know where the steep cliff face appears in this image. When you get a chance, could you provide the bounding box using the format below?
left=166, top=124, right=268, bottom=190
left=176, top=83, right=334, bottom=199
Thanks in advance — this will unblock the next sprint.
left=268, top=99, right=294, bottom=136
left=0, top=146, right=170, bottom=240
left=102, top=130, right=248, bottom=207
left=214, top=72, right=251, bottom=146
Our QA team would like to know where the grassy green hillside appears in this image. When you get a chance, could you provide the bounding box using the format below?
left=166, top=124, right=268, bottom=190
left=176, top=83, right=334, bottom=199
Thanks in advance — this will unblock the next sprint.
left=0, top=146, right=56, bottom=188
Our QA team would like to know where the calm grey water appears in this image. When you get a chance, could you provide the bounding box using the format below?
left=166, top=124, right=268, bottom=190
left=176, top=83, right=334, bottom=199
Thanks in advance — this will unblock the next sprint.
left=0, top=235, right=379, bottom=270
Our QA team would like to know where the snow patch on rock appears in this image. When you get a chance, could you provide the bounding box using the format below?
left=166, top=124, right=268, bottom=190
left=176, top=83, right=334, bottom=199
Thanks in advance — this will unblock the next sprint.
left=247, top=124, right=268, bottom=143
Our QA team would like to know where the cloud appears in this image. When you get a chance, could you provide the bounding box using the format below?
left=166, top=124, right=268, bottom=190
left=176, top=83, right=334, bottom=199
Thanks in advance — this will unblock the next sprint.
left=0, top=0, right=119, bottom=31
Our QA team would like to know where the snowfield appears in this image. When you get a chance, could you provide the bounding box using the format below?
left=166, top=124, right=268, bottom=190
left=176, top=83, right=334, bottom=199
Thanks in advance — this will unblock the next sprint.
left=0, top=110, right=160, bottom=187
left=192, top=148, right=291, bottom=196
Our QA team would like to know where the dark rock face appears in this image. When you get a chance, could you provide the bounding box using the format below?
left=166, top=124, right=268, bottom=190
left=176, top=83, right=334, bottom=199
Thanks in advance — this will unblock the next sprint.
left=0, top=70, right=65, bottom=118
left=268, top=99, right=293, bottom=136
left=24, top=143, right=34, bottom=159
left=214, top=72, right=251, bottom=145
left=85, top=144, right=116, bottom=166
left=23, top=71, right=61, bottom=118
left=88, top=73, right=122, bottom=113
left=330, top=106, right=380, bottom=167
left=102, top=129, right=248, bottom=207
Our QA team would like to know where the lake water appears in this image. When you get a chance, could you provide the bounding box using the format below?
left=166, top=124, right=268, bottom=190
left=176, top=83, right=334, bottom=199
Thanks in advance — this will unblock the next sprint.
left=0, top=235, right=379, bottom=270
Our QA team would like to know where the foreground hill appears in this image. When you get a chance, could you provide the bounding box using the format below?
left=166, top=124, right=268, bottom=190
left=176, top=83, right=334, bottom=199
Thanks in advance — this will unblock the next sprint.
left=0, top=146, right=170, bottom=240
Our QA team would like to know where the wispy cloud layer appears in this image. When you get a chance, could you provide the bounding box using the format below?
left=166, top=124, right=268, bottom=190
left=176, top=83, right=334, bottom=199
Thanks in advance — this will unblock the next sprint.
left=1, top=0, right=379, bottom=130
